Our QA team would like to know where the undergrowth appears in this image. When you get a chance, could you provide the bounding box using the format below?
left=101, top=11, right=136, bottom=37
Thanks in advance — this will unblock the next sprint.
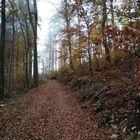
left=56, top=56, right=140, bottom=139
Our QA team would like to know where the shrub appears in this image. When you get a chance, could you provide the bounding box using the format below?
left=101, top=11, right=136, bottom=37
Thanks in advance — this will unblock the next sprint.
left=57, top=65, right=74, bottom=84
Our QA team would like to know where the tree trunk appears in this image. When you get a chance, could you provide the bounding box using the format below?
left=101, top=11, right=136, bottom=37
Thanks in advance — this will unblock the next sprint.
left=102, top=0, right=111, bottom=63
left=87, top=27, right=92, bottom=75
left=33, top=0, right=39, bottom=87
left=0, top=0, right=6, bottom=98
left=7, top=3, right=15, bottom=95
left=110, top=0, right=114, bottom=25
left=64, top=0, right=73, bottom=70
left=26, top=0, right=39, bottom=87
left=24, top=20, right=30, bottom=88
left=29, top=47, right=32, bottom=88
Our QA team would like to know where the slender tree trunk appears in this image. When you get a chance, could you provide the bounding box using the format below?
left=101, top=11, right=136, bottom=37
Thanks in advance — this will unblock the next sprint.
left=102, top=0, right=111, bottom=63
left=77, top=16, right=82, bottom=65
left=7, top=9, right=15, bottom=95
left=33, top=28, right=39, bottom=87
left=85, top=21, right=92, bottom=74
left=87, top=28, right=92, bottom=74
left=0, top=0, right=6, bottom=98
left=29, top=47, right=32, bottom=88
left=33, top=0, right=39, bottom=87
left=17, top=6, right=32, bottom=88
left=24, top=20, right=30, bottom=88
left=16, top=44, right=19, bottom=78
left=7, top=43, right=14, bottom=95
left=26, top=0, right=39, bottom=87
left=64, top=0, right=73, bottom=70
left=68, top=35, right=73, bottom=70
left=18, top=21, right=27, bottom=88
left=18, top=20, right=29, bottom=88
left=110, top=0, right=114, bottom=25
left=110, top=0, right=118, bottom=64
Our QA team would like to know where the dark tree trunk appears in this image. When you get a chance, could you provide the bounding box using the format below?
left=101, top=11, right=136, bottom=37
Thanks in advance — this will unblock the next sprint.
left=102, top=0, right=111, bottom=63
left=110, top=0, right=114, bottom=25
left=29, top=47, right=32, bottom=88
left=7, top=1, right=15, bottom=95
left=33, top=0, right=39, bottom=87
left=26, top=0, right=39, bottom=87
left=87, top=27, right=92, bottom=75
left=25, top=20, right=30, bottom=88
left=64, top=0, right=73, bottom=70
left=0, top=0, right=6, bottom=98
left=17, top=5, right=32, bottom=88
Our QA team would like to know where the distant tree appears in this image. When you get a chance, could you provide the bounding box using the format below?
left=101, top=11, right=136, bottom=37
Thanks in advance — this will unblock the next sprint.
left=61, top=0, right=74, bottom=70
left=101, top=0, right=111, bottom=63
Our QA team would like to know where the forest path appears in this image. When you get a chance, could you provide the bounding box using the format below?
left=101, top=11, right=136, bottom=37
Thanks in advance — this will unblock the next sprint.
left=0, top=80, right=105, bottom=140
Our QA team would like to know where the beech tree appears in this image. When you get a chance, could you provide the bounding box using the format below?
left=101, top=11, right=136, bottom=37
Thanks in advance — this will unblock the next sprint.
left=0, top=0, right=39, bottom=97
left=101, top=0, right=111, bottom=63
left=7, top=0, right=16, bottom=95
left=60, top=0, right=74, bottom=70
left=25, top=0, right=38, bottom=87
left=52, top=0, right=139, bottom=74
left=0, top=0, right=6, bottom=98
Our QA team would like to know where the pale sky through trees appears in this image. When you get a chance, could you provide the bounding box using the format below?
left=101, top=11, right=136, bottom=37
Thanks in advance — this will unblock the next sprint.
left=37, top=0, right=60, bottom=73
left=37, top=0, right=60, bottom=52
left=37, top=0, right=125, bottom=52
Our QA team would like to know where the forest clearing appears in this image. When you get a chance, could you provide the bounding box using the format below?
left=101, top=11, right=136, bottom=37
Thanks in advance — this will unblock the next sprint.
left=0, top=0, right=140, bottom=139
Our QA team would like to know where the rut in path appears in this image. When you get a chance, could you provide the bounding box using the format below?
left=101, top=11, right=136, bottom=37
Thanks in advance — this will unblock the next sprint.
left=0, top=80, right=106, bottom=140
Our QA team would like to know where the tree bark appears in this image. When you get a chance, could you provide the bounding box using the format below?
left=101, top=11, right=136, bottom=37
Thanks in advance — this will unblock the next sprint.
left=64, top=0, right=73, bottom=70
left=0, top=0, right=6, bottom=98
left=26, top=0, right=39, bottom=87
left=7, top=0, right=15, bottom=95
left=102, top=0, right=111, bottom=63
left=33, top=0, right=38, bottom=87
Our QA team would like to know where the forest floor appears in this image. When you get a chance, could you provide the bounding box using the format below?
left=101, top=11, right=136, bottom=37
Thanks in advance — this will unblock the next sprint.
left=0, top=80, right=114, bottom=140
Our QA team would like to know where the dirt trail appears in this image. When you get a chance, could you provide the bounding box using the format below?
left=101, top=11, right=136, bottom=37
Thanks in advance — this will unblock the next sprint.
left=0, top=80, right=106, bottom=140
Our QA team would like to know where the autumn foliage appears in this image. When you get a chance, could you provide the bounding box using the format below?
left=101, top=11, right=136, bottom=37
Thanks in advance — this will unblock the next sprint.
left=55, top=0, right=140, bottom=138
